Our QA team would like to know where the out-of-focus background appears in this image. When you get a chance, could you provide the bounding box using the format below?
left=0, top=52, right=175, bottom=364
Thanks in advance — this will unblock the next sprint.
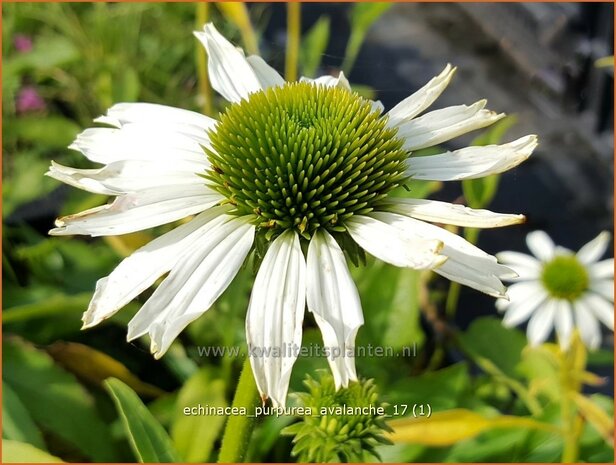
left=2, top=3, right=614, bottom=463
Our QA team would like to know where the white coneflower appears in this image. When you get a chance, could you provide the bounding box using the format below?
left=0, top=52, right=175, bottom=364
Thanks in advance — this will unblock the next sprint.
left=48, top=23, right=536, bottom=407
left=496, top=230, right=614, bottom=349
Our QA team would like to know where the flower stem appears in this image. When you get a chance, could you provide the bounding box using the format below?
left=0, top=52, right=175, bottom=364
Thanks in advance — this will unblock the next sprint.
left=218, top=357, right=260, bottom=463
left=195, top=2, right=213, bottom=116
left=285, top=2, right=301, bottom=81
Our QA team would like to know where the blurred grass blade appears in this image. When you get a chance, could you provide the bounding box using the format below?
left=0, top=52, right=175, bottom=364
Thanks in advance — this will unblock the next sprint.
left=216, top=3, right=259, bottom=55
left=3, top=383, right=46, bottom=449
left=47, top=342, right=164, bottom=398
left=105, top=378, right=180, bottom=463
left=171, top=368, right=228, bottom=462
left=342, top=3, right=392, bottom=74
left=572, top=393, right=614, bottom=445
left=285, top=2, right=301, bottom=81
left=388, top=409, right=557, bottom=446
left=2, top=440, right=63, bottom=463
left=299, top=16, right=330, bottom=78
left=3, top=337, right=117, bottom=461
left=3, top=293, right=91, bottom=323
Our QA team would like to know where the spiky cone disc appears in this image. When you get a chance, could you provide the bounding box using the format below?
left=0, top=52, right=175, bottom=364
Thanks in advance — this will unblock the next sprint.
left=204, top=82, right=407, bottom=241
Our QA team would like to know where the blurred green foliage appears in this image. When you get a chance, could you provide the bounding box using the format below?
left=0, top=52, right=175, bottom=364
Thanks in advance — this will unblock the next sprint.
left=2, top=3, right=613, bottom=464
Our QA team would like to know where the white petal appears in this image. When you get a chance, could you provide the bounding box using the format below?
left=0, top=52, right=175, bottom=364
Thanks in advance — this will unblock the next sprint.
left=526, top=299, right=557, bottom=346
left=49, top=185, right=223, bottom=236
left=246, top=231, right=306, bottom=408
left=307, top=230, right=363, bottom=389
left=372, top=211, right=513, bottom=296
left=495, top=251, right=542, bottom=280
left=589, top=259, right=614, bottom=280
left=370, top=100, right=385, bottom=115
left=47, top=159, right=207, bottom=195
left=246, top=55, right=285, bottom=88
left=583, top=293, right=614, bottom=330
left=554, top=300, right=574, bottom=349
left=128, top=216, right=255, bottom=358
left=345, top=214, right=446, bottom=270
left=577, top=231, right=611, bottom=264
left=384, top=198, right=525, bottom=228
left=526, top=230, right=555, bottom=262
left=300, top=71, right=351, bottom=91
left=82, top=205, right=230, bottom=328
left=590, top=279, right=614, bottom=301
left=574, top=300, right=602, bottom=349
left=500, top=282, right=548, bottom=327
left=70, top=125, right=208, bottom=165
left=396, top=100, right=505, bottom=151
left=194, top=23, right=262, bottom=103
left=405, top=135, right=537, bottom=180
left=387, top=64, right=456, bottom=127
left=94, top=102, right=216, bottom=141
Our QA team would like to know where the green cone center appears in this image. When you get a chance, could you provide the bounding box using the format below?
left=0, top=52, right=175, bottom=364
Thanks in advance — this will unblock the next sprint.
left=541, top=255, right=589, bottom=301
left=205, top=82, right=407, bottom=239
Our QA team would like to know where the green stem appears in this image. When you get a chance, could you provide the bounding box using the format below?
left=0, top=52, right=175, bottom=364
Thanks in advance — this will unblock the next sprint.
left=195, top=2, right=213, bottom=116
left=285, top=2, right=301, bottom=81
left=218, top=357, right=260, bottom=463
left=560, top=345, right=583, bottom=463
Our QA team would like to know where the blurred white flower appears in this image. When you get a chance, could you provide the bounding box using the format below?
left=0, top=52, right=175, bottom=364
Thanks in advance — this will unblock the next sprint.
left=48, top=23, right=536, bottom=407
left=497, top=231, right=614, bottom=349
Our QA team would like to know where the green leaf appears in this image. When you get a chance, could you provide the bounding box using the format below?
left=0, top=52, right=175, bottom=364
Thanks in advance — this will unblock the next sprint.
left=354, top=262, right=425, bottom=351
left=2, top=383, right=46, bottom=449
left=104, top=378, right=180, bottom=463
left=343, top=3, right=392, bottom=73
left=3, top=337, right=116, bottom=461
left=4, top=36, right=79, bottom=75
left=458, top=317, right=526, bottom=379
left=113, top=66, right=140, bottom=102
left=8, top=116, right=80, bottom=148
left=389, top=409, right=556, bottom=446
left=387, top=363, right=470, bottom=410
left=299, top=16, right=330, bottom=78
left=171, top=368, right=228, bottom=462
left=2, top=440, right=63, bottom=463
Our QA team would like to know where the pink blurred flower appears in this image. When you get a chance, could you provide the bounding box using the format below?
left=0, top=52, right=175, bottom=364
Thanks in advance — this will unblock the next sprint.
left=13, top=34, right=33, bottom=53
left=16, top=86, right=46, bottom=113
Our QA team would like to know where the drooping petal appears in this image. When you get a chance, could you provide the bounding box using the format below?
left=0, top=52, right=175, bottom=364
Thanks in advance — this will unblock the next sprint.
left=194, top=23, right=262, bottom=103
left=345, top=214, right=446, bottom=270
left=574, top=299, right=601, bottom=349
left=70, top=125, right=208, bottom=165
left=525, top=230, right=555, bottom=262
left=246, top=231, right=306, bottom=408
left=496, top=251, right=542, bottom=280
left=590, top=279, right=614, bottom=302
left=94, top=102, right=216, bottom=141
left=307, top=230, right=364, bottom=389
left=49, top=185, right=223, bottom=236
left=405, top=135, right=537, bottom=180
left=384, top=198, right=525, bottom=228
left=247, top=55, right=285, bottom=88
left=300, top=71, right=351, bottom=91
left=526, top=299, right=557, bottom=346
left=583, top=293, right=614, bottom=330
left=82, top=205, right=230, bottom=328
left=396, top=100, right=505, bottom=151
left=554, top=299, right=574, bottom=349
left=387, top=64, right=456, bottom=127
left=46, top=159, right=207, bottom=195
left=577, top=231, right=611, bottom=265
left=499, top=282, right=548, bottom=327
left=589, top=258, right=614, bottom=280
left=127, top=216, right=255, bottom=358
left=371, top=211, right=513, bottom=297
